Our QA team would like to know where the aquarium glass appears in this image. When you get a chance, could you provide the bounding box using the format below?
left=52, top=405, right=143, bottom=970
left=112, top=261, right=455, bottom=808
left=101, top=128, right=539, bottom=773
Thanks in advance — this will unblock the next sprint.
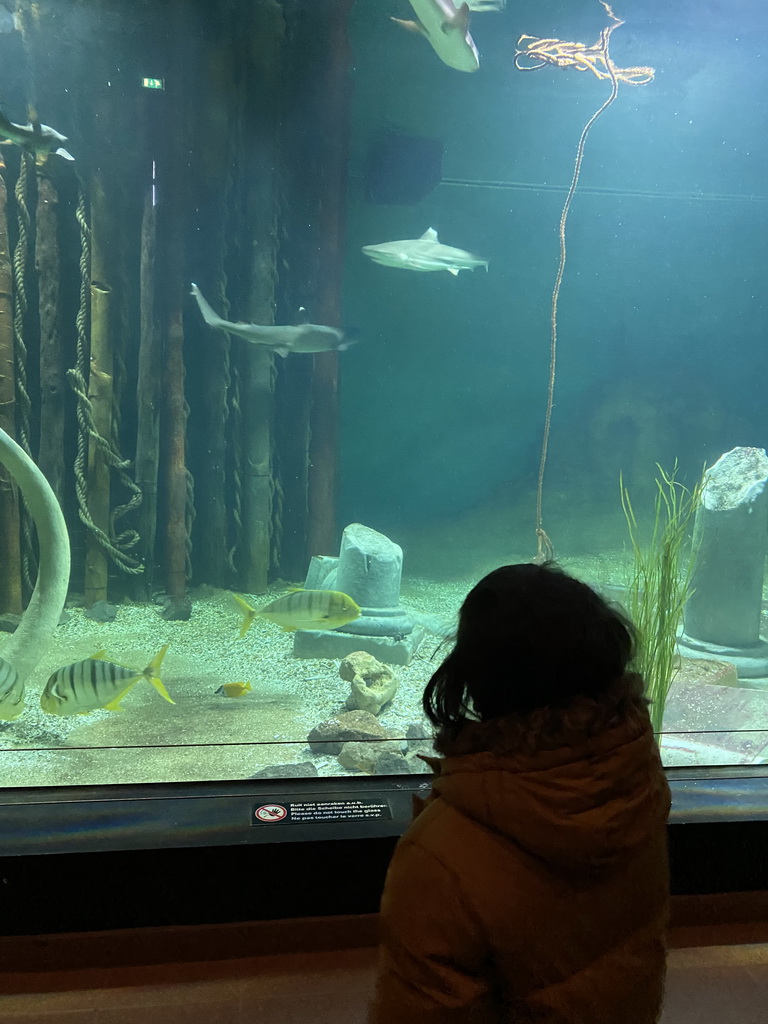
left=0, top=0, right=767, bottom=790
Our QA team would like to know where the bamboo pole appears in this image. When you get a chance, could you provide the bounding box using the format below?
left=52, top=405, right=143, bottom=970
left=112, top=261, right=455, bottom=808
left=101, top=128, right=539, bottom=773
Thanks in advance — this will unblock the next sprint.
left=35, top=168, right=66, bottom=506
left=135, top=189, right=162, bottom=593
left=0, top=162, right=22, bottom=615
left=84, top=175, right=114, bottom=606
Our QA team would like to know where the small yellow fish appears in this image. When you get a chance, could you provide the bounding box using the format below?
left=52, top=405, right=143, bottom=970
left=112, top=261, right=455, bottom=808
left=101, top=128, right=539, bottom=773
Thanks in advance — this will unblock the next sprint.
left=234, top=589, right=361, bottom=636
left=215, top=682, right=253, bottom=699
left=0, top=657, right=24, bottom=721
left=41, top=645, right=173, bottom=716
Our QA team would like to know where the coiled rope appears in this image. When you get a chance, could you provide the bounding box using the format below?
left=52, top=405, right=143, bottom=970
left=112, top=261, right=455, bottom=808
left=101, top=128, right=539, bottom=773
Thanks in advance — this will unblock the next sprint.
left=12, top=152, right=37, bottom=592
left=67, top=188, right=143, bottom=574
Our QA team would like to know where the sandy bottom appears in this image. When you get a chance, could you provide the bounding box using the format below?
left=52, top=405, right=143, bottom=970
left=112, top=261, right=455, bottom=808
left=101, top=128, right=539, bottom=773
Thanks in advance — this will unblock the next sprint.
left=1, top=496, right=766, bottom=788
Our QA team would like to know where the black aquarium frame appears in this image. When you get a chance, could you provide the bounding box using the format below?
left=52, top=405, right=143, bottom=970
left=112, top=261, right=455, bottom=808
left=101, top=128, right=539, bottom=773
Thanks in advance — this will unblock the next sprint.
left=0, top=764, right=766, bottom=858
left=0, top=767, right=767, bottom=935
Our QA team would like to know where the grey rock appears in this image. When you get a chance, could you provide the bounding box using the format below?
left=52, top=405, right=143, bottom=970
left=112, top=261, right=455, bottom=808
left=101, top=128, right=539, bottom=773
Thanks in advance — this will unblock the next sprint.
left=249, top=762, right=319, bottom=779
left=0, top=613, right=21, bottom=634
left=160, top=596, right=192, bottom=621
left=84, top=600, right=118, bottom=623
left=58, top=610, right=72, bottom=626
left=373, top=750, right=411, bottom=775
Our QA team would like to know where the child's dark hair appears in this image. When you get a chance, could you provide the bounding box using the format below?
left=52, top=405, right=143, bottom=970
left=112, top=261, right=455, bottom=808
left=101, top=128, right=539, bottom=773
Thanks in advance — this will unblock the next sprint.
left=423, top=562, right=637, bottom=733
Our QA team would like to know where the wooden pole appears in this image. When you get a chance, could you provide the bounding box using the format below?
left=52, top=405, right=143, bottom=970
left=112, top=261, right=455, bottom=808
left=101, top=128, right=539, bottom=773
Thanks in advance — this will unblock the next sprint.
left=239, top=0, right=285, bottom=594
left=162, top=283, right=187, bottom=601
left=35, top=168, right=66, bottom=506
left=306, top=0, right=355, bottom=561
left=83, top=175, right=115, bottom=606
left=135, top=188, right=162, bottom=594
left=0, top=162, right=22, bottom=615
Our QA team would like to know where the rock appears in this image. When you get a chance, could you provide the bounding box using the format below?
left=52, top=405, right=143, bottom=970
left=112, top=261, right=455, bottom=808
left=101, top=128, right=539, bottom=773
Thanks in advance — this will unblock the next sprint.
left=58, top=610, right=72, bottom=626
left=0, top=613, right=21, bottom=634
left=373, top=750, right=411, bottom=775
left=160, top=596, right=192, bottom=621
left=341, top=650, right=398, bottom=715
left=307, top=709, right=397, bottom=755
left=249, top=762, right=319, bottom=779
left=406, top=721, right=432, bottom=747
left=338, top=740, right=403, bottom=773
left=84, top=600, right=117, bottom=623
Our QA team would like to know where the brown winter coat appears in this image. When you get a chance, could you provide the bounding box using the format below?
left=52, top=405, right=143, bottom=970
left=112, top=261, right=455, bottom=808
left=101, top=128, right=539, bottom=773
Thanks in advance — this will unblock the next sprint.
left=369, top=675, right=671, bottom=1024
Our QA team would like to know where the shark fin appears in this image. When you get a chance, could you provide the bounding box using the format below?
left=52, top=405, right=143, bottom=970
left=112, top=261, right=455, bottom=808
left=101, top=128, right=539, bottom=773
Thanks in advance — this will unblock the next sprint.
left=421, top=227, right=439, bottom=242
left=444, top=3, right=470, bottom=34
left=55, top=147, right=74, bottom=161
left=391, top=17, right=426, bottom=36
left=447, top=267, right=460, bottom=276
left=273, top=347, right=290, bottom=359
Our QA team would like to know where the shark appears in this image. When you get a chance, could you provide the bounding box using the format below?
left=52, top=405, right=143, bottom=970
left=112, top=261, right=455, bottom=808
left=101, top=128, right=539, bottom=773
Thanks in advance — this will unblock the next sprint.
left=392, top=0, right=480, bottom=73
left=190, top=284, right=355, bottom=358
left=0, top=110, right=74, bottom=165
left=362, top=227, right=488, bottom=276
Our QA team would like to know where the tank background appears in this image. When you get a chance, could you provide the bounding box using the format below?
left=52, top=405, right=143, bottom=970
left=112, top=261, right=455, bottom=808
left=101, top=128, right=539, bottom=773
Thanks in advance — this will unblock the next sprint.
left=340, top=0, right=768, bottom=537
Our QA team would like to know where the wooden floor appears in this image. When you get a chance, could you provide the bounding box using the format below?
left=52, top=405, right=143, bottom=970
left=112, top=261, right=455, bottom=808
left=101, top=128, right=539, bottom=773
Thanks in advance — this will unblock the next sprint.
left=0, top=941, right=767, bottom=1022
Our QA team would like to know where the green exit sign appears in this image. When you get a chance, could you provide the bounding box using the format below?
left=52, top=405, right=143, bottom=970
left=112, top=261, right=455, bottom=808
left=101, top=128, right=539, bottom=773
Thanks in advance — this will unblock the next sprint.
left=142, top=77, right=164, bottom=90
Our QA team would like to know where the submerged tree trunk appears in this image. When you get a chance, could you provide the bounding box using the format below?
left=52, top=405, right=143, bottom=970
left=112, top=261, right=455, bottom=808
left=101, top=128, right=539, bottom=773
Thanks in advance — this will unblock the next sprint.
left=305, top=0, right=355, bottom=562
left=135, top=189, right=162, bottom=594
left=0, top=163, right=22, bottom=615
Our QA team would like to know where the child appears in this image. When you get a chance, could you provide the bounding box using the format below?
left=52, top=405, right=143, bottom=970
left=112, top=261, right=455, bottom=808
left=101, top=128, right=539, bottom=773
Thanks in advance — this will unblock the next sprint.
left=369, top=562, right=670, bottom=1024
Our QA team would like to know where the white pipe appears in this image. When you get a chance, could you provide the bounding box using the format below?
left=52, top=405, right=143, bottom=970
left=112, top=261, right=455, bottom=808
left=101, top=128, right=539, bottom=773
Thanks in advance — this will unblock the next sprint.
left=0, top=428, right=71, bottom=683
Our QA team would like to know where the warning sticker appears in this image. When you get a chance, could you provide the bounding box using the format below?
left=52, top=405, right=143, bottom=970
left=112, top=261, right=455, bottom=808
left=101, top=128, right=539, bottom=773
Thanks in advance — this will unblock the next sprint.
left=252, top=798, right=392, bottom=825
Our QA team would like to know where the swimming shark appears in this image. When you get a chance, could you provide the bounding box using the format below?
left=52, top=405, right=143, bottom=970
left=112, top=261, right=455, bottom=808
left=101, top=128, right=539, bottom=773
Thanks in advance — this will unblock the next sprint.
left=190, top=284, right=356, bottom=358
left=0, top=110, right=74, bottom=165
left=362, top=227, right=488, bottom=276
left=392, top=1, right=480, bottom=73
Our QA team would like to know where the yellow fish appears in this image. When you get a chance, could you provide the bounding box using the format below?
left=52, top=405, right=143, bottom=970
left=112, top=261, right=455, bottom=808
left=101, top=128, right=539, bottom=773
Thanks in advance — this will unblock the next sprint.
left=0, top=657, right=24, bottom=721
left=234, top=589, right=361, bottom=635
left=41, top=645, right=173, bottom=716
left=215, top=681, right=253, bottom=698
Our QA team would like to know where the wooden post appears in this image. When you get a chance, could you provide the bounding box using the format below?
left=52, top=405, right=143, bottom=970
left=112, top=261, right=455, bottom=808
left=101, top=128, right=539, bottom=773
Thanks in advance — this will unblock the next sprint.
left=0, top=162, right=22, bottom=614
left=238, top=0, right=286, bottom=594
left=84, top=175, right=114, bottom=606
left=35, top=168, right=66, bottom=506
left=162, top=284, right=187, bottom=601
left=306, top=0, right=355, bottom=561
left=135, top=189, right=162, bottom=593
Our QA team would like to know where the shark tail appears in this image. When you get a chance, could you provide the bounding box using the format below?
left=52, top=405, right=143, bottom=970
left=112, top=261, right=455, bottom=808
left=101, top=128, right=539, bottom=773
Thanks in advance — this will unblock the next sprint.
left=190, top=283, right=228, bottom=330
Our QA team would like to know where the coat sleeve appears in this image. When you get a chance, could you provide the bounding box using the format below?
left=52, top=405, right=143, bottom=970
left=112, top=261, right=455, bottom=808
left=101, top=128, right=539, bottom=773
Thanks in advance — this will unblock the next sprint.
left=368, top=838, right=500, bottom=1024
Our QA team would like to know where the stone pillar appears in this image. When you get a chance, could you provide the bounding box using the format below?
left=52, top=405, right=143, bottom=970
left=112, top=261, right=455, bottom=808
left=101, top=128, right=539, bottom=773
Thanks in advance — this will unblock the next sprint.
left=293, top=522, right=424, bottom=665
left=680, top=447, right=768, bottom=685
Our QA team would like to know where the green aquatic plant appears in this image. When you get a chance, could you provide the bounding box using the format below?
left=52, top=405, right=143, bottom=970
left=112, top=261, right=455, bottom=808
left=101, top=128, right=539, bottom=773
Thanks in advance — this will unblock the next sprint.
left=620, top=463, right=704, bottom=737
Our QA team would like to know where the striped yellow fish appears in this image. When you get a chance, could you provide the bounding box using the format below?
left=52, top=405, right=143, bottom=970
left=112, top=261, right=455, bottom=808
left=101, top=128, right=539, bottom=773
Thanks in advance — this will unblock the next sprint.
left=234, top=589, right=361, bottom=635
left=40, top=645, right=173, bottom=716
left=0, top=657, right=24, bottom=721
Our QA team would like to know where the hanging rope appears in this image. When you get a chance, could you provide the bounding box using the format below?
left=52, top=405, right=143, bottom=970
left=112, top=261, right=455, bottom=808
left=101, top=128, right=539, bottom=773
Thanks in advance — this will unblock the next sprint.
left=12, top=152, right=37, bottom=593
left=515, top=2, right=655, bottom=564
left=68, top=188, right=143, bottom=574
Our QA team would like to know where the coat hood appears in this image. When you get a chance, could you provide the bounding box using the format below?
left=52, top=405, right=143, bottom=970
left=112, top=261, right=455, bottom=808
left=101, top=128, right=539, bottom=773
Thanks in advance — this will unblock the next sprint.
left=427, top=674, right=670, bottom=873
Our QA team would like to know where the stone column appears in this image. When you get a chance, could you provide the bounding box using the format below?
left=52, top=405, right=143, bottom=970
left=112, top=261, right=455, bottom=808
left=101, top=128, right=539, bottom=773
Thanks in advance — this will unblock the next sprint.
left=680, top=447, right=768, bottom=684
